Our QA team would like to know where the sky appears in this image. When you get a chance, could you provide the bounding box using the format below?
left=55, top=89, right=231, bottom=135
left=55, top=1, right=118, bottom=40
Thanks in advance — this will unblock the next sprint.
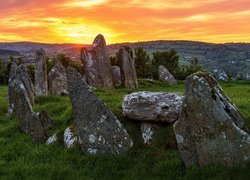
left=1, top=0, right=250, bottom=44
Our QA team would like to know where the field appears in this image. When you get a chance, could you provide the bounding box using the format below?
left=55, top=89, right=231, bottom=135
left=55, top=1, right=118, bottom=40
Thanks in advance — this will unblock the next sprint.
left=0, top=80, right=250, bottom=179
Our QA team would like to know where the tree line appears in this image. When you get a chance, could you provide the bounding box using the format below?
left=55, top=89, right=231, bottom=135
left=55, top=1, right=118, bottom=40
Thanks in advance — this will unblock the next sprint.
left=0, top=47, right=202, bottom=85
left=110, top=46, right=203, bottom=80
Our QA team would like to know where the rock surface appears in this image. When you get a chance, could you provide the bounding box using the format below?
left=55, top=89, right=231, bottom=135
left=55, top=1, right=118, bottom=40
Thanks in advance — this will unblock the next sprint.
left=11, top=78, right=53, bottom=142
left=80, top=34, right=114, bottom=88
left=158, top=65, right=177, bottom=85
left=123, top=92, right=184, bottom=123
left=46, top=134, right=57, bottom=145
left=111, top=66, right=121, bottom=86
left=8, top=63, right=34, bottom=114
left=141, top=123, right=162, bottom=145
left=48, top=62, right=68, bottom=95
left=213, top=68, right=229, bottom=82
left=174, top=72, right=250, bottom=167
left=66, top=67, right=132, bottom=154
left=118, top=47, right=138, bottom=88
left=35, top=48, right=48, bottom=95
left=64, top=127, right=78, bottom=148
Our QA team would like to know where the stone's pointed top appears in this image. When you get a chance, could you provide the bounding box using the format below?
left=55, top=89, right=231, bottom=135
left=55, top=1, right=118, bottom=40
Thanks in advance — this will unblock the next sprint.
left=92, top=34, right=106, bottom=48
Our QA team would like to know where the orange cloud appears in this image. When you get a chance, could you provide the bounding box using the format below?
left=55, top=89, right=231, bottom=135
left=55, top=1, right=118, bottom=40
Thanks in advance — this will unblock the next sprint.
left=0, top=0, right=250, bottom=44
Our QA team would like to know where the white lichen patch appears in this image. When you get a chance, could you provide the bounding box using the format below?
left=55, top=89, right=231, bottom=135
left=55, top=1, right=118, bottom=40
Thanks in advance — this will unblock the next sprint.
left=64, top=127, right=78, bottom=148
left=88, top=134, right=96, bottom=143
left=87, top=148, right=98, bottom=154
left=176, top=134, right=184, bottom=144
left=141, top=124, right=154, bottom=144
left=46, top=134, right=57, bottom=145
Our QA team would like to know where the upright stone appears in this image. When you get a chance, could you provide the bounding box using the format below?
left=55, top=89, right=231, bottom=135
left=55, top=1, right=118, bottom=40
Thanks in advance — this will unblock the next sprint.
left=12, top=78, right=53, bottom=142
left=174, top=72, right=250, bottom=167
left=48, top=61, right=68, bottom=95
left=80, top=34, right=114, bottom=88
left=35, top=48, right=48, bottom=95
left=8, top=62, right=18, bottom=114
left=118, top=47, right=138, bottom=88
left=158, top=65, right=177, bottom=85
left=111, top=66, right=121, bottom=86
left=66, top=67, right=132, bottom=154
left=16, top=64, right=35, bottom=106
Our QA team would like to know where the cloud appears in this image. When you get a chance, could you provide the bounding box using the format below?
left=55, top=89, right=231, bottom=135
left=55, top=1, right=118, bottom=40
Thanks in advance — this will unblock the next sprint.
left=0, top=0, right=250, bottom=43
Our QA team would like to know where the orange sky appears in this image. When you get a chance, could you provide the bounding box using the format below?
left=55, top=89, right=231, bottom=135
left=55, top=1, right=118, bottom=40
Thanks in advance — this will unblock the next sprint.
left=1, top=0, right=250, bottom=44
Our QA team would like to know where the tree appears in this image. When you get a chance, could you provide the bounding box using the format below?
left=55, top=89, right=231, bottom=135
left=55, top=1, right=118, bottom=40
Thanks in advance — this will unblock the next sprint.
left=134, top=47, right=150, bottom=78
left=26, top=64, right=35, bottom=84
left=0, top=59, right=9, bottom=84
left=152, top=49, right=180, bottom=78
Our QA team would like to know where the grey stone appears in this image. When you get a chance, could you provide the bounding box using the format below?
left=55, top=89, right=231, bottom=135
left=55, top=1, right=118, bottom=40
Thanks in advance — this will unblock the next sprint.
left=12, top=79, right=54, bottom=142
left=118, top=48, right=138, bottom=88
left=111, top=66, right=121, bottom=86
left=213, top=68, right=229, bottom=82
left=158, top=65, right=177, bottom=85
left=48, top=62, right=68, bottom=95
left=123, top=91, right=184, bottom=123
left=174, top=72, right=250, bottom=167
left=35, top=48, right=48, bottom=95
left=80, top=34, right=114, bottom=88
left=66, top=67, right=132, bottom=154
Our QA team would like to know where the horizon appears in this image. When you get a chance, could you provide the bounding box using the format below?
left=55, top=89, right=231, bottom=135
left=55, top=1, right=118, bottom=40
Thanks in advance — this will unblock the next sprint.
left=1, top=0, right=250, bottom=44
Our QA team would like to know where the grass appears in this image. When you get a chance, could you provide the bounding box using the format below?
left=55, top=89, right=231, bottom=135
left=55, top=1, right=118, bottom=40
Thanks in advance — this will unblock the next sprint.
left=0, top=79, right=249, bottom=179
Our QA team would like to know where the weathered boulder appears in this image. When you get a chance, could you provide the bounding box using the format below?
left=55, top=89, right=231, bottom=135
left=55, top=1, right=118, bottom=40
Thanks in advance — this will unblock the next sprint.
left=66, top=67, right=132, bottom=154
left=35, top=48, right=48, bottom=95
left=158, top=65, right=177, bottom=85
left=118, top=48, right=138, bottom=88
left=174, top=72, right=250, bottom=167
left=111, top=66, right=121, bottom=86
left=48, top=62, right=68, bottom=95
left=123, top=92, right=184, bottom=123
left=80, top=34, right=114, bottom=88
left=8, top=62, right=18, bottom=114
left=213, top=68, right=229, bottom=82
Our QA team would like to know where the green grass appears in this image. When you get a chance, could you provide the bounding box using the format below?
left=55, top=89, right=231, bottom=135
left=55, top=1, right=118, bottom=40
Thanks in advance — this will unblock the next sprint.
left=0, top=80, right=249, bottom=179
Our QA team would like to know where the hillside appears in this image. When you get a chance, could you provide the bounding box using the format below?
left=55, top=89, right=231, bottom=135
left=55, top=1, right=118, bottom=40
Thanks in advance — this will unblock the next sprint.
left=0, top=41, right=250, bottom=76
left=0, top=80, right=250, bottom=179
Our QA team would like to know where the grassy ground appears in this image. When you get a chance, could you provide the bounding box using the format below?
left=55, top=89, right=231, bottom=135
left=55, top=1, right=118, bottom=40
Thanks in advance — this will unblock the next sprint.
left=0, top=79, right=249, bottom=179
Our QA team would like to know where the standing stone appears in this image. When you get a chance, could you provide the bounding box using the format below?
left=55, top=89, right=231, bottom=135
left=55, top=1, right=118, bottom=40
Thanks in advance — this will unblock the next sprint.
left=80, top=34, right=114, bottom=88
left=111, top=66, right=121, bottom=86
left=158, top=65, right=177, bottom=85
left=66, top=67, right=132, bottom=154
left=8, top=63, right=34, bottom=114
left=35, top=48, right=48, bottom=95
left=118, top=48, right=138, bottom=88
left=123, top=92, right=184, bottom=123
left=174, top=72, right=250, bottom=167
left=48, top=62, right=68, bottom=95
left=12, top=79, right=54, bottom=142
left=16, top=64, right=35, bottom=106
left=8, top=62, right=18, bottom=114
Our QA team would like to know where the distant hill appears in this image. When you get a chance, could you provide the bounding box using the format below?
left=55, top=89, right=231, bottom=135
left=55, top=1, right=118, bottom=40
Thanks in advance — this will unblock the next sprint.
left=0, top=49, right=20, bottom=56
left=0, top=40, right=249, bottom=76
